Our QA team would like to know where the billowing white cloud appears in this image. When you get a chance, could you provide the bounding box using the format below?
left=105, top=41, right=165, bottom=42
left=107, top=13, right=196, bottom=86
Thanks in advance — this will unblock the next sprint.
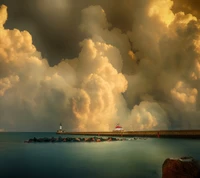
left=126, top=101, right=169, bottom=130
left=0, top=5, right=7, bottom=28
left=171, top=81, right=198, bottom=111
left=0, top=75, right=19, bottom=96
left=0, top=5, right=127, bottom=131
left=148, top=0, right=175, bottom=26
left=1, top=0, right=200, bottom=131
left=72, top=39, right=127, bottom=131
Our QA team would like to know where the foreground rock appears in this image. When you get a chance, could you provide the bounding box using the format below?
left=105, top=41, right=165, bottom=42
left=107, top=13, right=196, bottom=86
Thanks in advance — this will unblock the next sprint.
left=162, top=157, right=200, bottom=178
left=24, top=137, right=131, bottom=143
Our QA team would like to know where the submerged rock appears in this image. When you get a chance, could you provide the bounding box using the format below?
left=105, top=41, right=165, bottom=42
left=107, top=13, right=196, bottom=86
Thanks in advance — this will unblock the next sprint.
left=162, top=157, right=200, bottom=178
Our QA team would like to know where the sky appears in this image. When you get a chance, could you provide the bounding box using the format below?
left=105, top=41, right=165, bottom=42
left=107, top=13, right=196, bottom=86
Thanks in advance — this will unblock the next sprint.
left=0, top=0, right=200, bottom=131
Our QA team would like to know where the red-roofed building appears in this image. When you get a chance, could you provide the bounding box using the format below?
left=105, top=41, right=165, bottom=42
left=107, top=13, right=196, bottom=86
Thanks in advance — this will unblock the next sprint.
left=113, top=124, right=124, bottom=132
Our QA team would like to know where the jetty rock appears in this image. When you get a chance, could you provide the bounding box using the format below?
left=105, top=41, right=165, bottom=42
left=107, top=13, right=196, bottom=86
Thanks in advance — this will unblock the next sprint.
left=162, top=157, right=200, bottom=178
left=24, top=137, right=128, bottom=143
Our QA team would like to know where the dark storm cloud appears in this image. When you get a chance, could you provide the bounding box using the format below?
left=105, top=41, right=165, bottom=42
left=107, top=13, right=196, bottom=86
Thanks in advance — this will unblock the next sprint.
left=172, top=0, right=200, bottom=18
left=0, top=0, right=133, bottom=66
left=2, top=0, right=200, bottom=66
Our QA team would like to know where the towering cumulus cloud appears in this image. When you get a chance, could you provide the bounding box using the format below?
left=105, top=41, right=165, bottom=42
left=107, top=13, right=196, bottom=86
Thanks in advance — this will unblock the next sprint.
left=0, top=0, right=200, bottom=131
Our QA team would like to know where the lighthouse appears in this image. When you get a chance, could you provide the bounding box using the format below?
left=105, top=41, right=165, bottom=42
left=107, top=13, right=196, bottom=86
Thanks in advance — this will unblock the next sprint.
left=113, top=124, right=124, bottom=132
left=57, top=123, right=64, bottom=134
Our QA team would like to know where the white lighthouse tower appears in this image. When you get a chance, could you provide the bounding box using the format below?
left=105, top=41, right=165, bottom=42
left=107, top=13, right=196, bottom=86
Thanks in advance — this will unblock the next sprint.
left=60, top=123, right=62, bottom=130
left=57, top=123, right=64, bottom=133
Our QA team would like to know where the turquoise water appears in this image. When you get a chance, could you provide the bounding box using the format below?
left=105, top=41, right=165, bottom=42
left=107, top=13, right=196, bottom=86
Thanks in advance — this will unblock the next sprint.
left=0, top=132, right=200, bottom=178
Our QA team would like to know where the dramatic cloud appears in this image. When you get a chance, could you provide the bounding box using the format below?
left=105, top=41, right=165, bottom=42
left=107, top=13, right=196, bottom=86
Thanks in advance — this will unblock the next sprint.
left=0, top=4, right=127, bottom=131
left=171, top=81, right=198, bottom=111
left=0, top=0, right=200, bottom=131
left=71, top=39, right=127, bottom=131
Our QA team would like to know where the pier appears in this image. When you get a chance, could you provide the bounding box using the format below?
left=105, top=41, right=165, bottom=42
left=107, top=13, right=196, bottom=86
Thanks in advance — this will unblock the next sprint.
left=56, top=130, right=200, bottom=138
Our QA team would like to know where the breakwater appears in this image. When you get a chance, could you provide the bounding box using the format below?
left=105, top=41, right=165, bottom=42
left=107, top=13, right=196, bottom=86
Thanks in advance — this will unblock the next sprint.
left=24, top=136, right=135, bottom=143
left=56, top=130, right=200, bottom=138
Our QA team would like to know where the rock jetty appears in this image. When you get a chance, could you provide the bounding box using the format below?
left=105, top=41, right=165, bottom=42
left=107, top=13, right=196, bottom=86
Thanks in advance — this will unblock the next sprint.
left=162, top=157, right=200, bottom=178
left=24, top=136, right=132, bottom=143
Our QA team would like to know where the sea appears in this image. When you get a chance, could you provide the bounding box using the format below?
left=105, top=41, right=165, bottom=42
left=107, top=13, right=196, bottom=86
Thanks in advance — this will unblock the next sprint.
left=0, top=132, right=200, bottom=178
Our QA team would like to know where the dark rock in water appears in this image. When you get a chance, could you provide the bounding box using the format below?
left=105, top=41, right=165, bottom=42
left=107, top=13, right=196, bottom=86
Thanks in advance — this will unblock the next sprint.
left=43, top=137, right=50, bottom=142
left=28, top=138, right=34, bottom=143
left=100, top=138, right=107, bottom=141
left=38, top=138, right=44, bottom=142
left=80, top=138, right=85, bottom=142
left=51, top=137, right=56, bottom=142
left=162, top=157, right=200, bottom=178
left=70, top=139, right=74, bottom=142
left=111, top=137, right=117, bottom=141
left=65, top=138, right=70, bottom=142
left=58, top=136, right=63, bottom=142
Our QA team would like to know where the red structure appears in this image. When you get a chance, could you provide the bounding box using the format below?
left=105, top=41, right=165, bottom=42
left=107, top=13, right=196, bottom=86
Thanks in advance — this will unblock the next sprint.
left=113, top=124, right=124, bottom=132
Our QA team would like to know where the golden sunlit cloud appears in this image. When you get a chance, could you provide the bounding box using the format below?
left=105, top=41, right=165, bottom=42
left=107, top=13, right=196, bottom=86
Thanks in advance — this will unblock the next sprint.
left=1, top=0, right=200, bottom=131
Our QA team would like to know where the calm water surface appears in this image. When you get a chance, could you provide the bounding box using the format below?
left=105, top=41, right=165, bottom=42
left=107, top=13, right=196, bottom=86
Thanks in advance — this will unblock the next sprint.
left=0, top=132, right=200, bottom=178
